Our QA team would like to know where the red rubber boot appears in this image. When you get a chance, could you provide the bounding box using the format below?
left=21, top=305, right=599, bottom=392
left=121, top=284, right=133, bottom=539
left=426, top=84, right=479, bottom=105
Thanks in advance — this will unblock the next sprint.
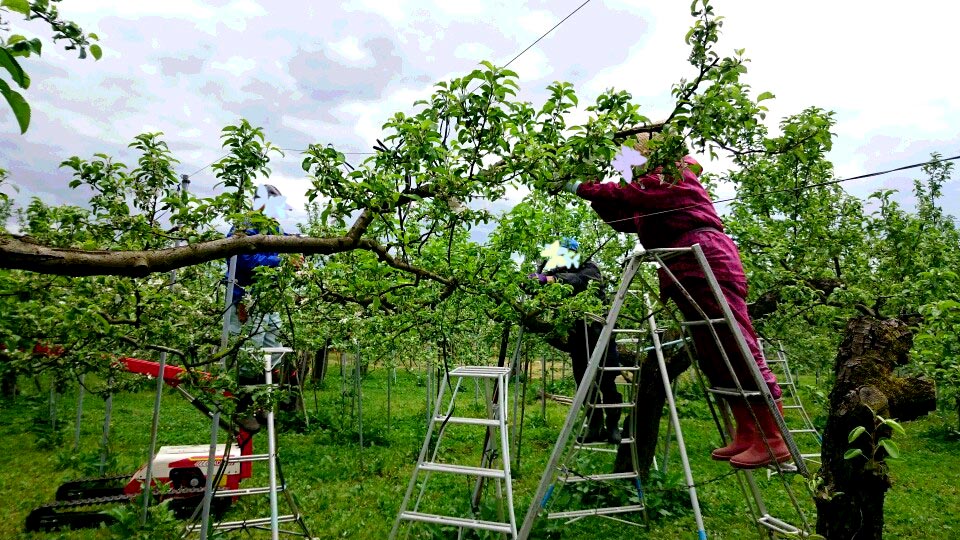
left=711, top=400, right=755, bottom=461
left=729, top=401, right=791, bottom=469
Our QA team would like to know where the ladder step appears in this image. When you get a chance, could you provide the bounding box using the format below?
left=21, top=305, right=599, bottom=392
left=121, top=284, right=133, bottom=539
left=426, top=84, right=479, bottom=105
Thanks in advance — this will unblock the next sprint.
left=588, top=402, right=635, bottom=410
left=230, top=453, right=272, bottom=463
left=449, top=366, right=510, bottom=379
left=757, top=514, right=802, bottom=535
left=434, top=416, right=500, bottom=427
left=574, top=437, right=636, bottom=452
left=612, top=328, right=646, bottom=334
left=681, top=318, right=727, bottom=327
left=547, top=504, right=645, bottom=520
left=602, top=365, right=638, bottom=372
left=214, top=485, right=285, bottom=497
left=185, top=514, right=299, bottom=532
left=419, top=462, right=506, bottom=479
left=558, top=471, right=639, bottom=483
left=707, top=387, right=763, bottom=398
left=585, top=313, right=606, bottom=324
left=782, top=405, right=803, bottom=410
left=574, top=446, right=618, bottom=453
left=398, top=511, right=513, bottom=534
left=790, top=429, right=818, bottom=433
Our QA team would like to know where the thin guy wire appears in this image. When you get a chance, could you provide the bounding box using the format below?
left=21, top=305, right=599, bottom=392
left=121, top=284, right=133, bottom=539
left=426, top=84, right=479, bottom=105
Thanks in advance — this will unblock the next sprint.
left=502, top=0, right=592, bottom=69
left=275, top=1, right=594, bottom=155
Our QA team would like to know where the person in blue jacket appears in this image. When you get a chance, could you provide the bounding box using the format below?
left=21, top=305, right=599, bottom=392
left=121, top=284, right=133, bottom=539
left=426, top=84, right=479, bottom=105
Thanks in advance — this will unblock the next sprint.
left=226, top=184, right=289, bottom=431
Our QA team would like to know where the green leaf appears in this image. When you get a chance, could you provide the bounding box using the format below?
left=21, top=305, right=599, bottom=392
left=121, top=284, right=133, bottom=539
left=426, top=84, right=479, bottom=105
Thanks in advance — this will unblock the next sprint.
left=843, top=448, right=863, bottom=460
left=0, top=48, right=29, bottom=88
left=847, top=425, right=867, bottom=443
left=1, top=0, right=31, bottom=16
left=90, top=44, right=103, bottom=61
left=0, top=78, right=31, bottom=133
left=882, top=418, right=906, bottom=436
left=878, top=438, right=900, bottom=459
left=757, top=91, right=774, bottom=102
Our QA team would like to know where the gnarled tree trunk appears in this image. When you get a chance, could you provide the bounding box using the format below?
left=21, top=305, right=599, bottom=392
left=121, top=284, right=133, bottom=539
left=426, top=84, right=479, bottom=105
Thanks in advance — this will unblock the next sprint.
left=815, top=316, right=936, bottom=539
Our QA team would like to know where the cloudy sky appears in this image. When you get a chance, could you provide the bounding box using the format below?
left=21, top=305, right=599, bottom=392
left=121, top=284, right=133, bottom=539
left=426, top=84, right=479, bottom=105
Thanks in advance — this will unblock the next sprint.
left=2, top=0, right=958, bottom=233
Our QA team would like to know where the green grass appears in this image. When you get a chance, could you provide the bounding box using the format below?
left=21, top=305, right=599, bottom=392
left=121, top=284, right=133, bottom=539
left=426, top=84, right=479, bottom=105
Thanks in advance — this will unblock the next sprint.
left=2, top=366, right=958, bottom=539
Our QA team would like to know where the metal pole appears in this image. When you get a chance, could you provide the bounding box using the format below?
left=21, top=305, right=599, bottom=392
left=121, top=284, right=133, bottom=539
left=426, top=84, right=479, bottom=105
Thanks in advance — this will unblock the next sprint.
left=49, top=380, right=58, bottom=433
left=265, top=351, right=280, bottom=540
left=540, top=355, right=547, bottom=421
left=99, top=383, right=113, bottom=476
left=142, top=350, right=167, bottom=521
left=355, top=340, right=363, bottom=467
left=199, top=254, right=237, bottom=540
left=73, top=374, right=85, bottom=451
left=143, top=175, right=187, bottom=521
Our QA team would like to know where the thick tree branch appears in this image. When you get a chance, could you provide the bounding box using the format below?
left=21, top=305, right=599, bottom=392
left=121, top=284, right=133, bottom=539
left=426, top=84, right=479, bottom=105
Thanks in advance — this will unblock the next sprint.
left=1, top=233, right=369, bottom=277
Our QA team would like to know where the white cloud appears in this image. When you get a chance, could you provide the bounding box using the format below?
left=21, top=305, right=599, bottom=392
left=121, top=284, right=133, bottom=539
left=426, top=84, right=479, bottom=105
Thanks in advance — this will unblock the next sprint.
left=211, top=56, right=257, bottom=76
left=453, top=42, right=494, bottom=62
left=328, top=36, right=373, bottom=65
left=332, top=83, right=437, bottom=147
left=342, top=0, right=414, bottom=27
left=516, top=9, right=555, bottom=38
left=507, top=48, right=553, bottom=83
left=430, top=0, right=485, bottom=18
left=64, top=0, right=266, bottom=33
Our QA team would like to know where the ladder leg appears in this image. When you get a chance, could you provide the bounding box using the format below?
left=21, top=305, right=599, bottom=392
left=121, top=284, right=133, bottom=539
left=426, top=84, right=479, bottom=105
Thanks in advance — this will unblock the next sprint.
left=498, top=373, right=518, bottom=538
left=688, top=245, right=808, bottom=475
left=644, top=293, right=708, bottom=540
left=264, top=351, right=280, bottom=540
left=517, top=253, right=644, bottom=539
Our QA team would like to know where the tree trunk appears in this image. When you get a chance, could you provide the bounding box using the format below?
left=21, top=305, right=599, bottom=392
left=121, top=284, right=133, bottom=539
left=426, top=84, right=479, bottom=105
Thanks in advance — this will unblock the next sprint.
left=0, top=356, right=17, bottom=399
left=815, top=316, right=936, bottom=540
left=313, top=340, right=330, bottom=384
left=614, top=343, right=691, bottom=477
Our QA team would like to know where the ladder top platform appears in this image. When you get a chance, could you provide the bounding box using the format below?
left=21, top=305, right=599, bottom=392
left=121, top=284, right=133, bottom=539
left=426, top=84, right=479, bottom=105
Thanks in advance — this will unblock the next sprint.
left=449, top=365, right=511, bottom=378
left=258, top=347, right=294, bottom=354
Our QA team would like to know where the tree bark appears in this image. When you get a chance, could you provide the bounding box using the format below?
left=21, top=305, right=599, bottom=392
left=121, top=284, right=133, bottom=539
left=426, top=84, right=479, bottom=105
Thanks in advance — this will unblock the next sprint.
left=815, top=316, right=936, bottom=540
left=0, top=232, right=452, bottom=282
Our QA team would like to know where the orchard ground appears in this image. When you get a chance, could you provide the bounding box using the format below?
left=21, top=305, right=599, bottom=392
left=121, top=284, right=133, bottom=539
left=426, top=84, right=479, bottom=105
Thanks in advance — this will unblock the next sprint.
left=3, top=358, right=959, bottom=539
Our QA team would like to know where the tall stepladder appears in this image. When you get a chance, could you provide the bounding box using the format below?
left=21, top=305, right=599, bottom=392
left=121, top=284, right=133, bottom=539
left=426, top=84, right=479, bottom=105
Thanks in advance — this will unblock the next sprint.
left=518, top=242, right=815, bottom=540
left=391, top=365, right=518, bottom=539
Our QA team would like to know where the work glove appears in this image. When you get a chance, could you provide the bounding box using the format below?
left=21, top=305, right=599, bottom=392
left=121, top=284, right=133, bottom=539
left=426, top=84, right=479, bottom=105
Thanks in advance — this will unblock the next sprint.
left=528, top=273, right=550, bottom=285
left=542, top=177, right=582, bottom=196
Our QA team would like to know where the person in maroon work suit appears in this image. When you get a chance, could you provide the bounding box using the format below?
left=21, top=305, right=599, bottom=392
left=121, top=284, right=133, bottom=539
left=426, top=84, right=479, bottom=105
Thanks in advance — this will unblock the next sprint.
left=558, top=137, right=789, bottom=469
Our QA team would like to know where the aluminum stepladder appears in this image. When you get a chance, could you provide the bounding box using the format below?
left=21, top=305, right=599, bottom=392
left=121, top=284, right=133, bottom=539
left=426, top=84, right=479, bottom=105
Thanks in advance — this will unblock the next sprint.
left=186, top=347, right=312, bottom=539
left=391, top=365, right=518, bottom=539
left=531, top=310, right=649, bottom=526
left=518, top=242, right=814, bottom=540
left=760, top=340, right=822, bottom=469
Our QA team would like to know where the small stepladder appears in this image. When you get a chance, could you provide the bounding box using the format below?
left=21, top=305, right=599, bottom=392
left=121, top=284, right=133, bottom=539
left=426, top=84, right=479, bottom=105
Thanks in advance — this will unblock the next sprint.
left=537, top=312, right=648, bottom=525
left=186, top=347, right=312, bottom=540
left=760, top=340, right=822, bottom=468
left=518, top=242, right=814, bottom=539
left=391, top=365, right=518, bottom=539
